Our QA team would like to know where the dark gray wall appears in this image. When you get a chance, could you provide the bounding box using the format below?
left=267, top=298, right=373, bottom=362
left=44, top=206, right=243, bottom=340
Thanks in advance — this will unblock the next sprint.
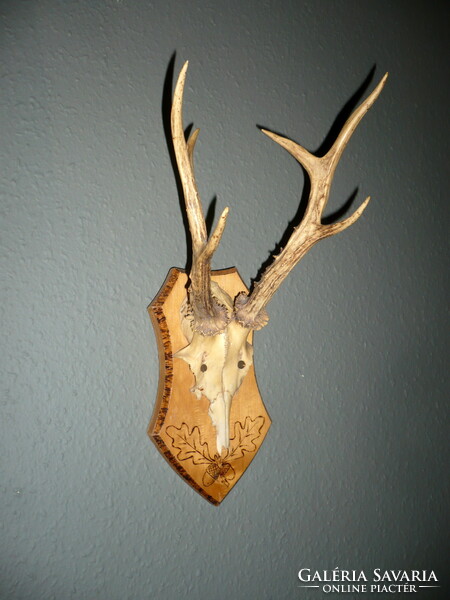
left=1, top=1, right=449, bottom=599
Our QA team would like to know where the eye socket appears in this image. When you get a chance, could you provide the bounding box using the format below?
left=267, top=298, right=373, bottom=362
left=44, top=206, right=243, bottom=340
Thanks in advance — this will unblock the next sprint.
left=237, top=360, right=246, bottom=369
left=200, top=363, right=208, bottom=372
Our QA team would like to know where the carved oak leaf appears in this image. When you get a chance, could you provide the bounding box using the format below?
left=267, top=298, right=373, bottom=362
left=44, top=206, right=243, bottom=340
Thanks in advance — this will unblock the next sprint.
left=228, top=416, right=265, bottom=459
left=166, top=423, right=212, bottom=465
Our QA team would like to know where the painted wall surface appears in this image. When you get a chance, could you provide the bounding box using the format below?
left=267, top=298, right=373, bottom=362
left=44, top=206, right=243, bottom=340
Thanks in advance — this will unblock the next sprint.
left=1, top=1, right=449, bottom=599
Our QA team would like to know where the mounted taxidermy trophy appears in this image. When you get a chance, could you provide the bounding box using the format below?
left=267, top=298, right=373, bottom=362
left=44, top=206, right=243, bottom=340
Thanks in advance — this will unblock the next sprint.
left=148, top=62, right=387, bottom=505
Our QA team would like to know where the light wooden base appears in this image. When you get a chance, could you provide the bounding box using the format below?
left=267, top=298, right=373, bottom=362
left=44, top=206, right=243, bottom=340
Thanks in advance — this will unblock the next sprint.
left=148, top=268, right=271, bottom=505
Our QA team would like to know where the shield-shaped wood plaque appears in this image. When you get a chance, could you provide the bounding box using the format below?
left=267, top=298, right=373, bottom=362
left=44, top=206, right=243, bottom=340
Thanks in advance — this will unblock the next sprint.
left=148, top=267, right=271, bottom=505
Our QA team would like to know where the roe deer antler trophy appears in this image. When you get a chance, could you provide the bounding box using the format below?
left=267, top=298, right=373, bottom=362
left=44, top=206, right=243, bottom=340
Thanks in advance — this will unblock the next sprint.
left=148, top=61, right=387, bottom=504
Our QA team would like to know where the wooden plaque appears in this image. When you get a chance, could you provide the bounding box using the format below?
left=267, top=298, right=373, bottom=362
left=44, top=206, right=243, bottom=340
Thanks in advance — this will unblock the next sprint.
left=148, top=267, right=271, bottom=505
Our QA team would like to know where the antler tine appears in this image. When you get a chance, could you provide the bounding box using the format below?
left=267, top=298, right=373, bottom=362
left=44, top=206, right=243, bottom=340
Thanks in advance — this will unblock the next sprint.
left=171, top=62, right=207, bottom=252
left=234, top=73, right=388, bottom=329
left=171, top=61, right=230, bottom=335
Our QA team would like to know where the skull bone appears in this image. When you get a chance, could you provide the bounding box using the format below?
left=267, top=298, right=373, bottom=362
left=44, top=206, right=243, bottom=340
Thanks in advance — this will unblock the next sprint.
left=174, top=282, right=253, bottom=454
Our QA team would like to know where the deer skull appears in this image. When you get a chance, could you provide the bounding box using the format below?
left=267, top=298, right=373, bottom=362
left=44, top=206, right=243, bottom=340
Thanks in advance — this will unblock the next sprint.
left=174, top=284, right=253, bottom=453
left=170, top=62, right=387, bottom=454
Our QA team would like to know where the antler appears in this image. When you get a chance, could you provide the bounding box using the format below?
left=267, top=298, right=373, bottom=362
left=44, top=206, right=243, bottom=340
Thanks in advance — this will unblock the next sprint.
left=234, top=73, right=388, bottom=329
left=172, top=61, right=230, bottom=335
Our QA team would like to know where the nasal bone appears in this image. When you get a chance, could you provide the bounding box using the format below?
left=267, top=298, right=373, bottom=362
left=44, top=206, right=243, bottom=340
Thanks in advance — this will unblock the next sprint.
left=208, top=391, right=232, bottom=454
